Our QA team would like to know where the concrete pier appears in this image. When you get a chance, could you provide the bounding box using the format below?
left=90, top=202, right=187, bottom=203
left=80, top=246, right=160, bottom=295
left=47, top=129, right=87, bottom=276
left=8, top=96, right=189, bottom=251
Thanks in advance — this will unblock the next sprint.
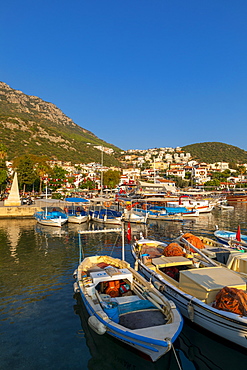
left=0, top=199, right=64, bottom=219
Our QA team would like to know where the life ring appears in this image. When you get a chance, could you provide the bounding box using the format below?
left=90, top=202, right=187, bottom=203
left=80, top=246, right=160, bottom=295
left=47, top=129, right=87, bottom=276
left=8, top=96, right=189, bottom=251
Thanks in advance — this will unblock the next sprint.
left=142, top=204, right=147, bottom=210
left=126, top=204, right=132, bottom=211
left=64, top=207, right=68, bottom=213
left=103, top=201, right=112, bottom=208
left=76, top=207, right=81, bottom=212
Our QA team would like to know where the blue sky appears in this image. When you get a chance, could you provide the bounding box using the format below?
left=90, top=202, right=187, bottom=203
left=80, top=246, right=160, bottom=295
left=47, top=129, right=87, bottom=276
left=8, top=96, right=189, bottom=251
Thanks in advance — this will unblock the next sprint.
left=1, top=1, right=247, bottom=151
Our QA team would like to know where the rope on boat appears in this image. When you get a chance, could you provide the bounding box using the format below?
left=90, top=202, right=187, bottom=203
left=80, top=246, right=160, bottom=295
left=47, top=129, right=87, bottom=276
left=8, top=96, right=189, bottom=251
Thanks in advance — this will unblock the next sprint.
left=171, top=344, right=183, bottom=370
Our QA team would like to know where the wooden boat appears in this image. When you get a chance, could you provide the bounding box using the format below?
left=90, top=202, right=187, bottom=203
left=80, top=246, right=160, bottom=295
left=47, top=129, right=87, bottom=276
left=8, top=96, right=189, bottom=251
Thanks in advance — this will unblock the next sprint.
left=34, top=207, right=68, bottom=227
left=214, top=228, right=247, bottom=248
left=226, top=192, right=247, bottom=202
left=166, top=198, right=214, bottom=213
left=131, top=235, right=247, bottom=350
left=122, top=209, right=148, bottom=224
left=91, top=208, right=123, bottom=225
left=73, top=228, right=183, bottom=362
left=64, top=197, right=90, bottom=224
left=177, top=232, right=247, bottom=275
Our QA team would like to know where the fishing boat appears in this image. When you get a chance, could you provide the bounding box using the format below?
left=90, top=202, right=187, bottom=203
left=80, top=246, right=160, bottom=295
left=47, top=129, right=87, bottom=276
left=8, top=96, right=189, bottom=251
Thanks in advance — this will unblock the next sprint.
left=122, top=209, right=149, bottom=224
left=34, top=207, right=68, bottom=227
left=64, top=197, right=90, bottom=224
left=214, top=226, right=247, bottom=248
left=177, top=232, right=247, bottom=275
left=226, top=191, right=247, bottom=202
left=166, top=198, right=214, bottom=213
left=90, top=208, right=123, bottom=225
left=73, top=228, right=183, bottom=362
left=131, top=234, right=247, bottom=350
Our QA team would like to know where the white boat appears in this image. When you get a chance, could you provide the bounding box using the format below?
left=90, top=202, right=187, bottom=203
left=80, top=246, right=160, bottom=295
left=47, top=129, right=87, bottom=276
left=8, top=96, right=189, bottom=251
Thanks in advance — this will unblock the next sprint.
left=131, top=235, right=247, bottom=350
left=73, top=228, right=183, bottom=362
left=64, top=197, right=90, bottom=224
left=122, top=209, right=148, bottom=224
left=167, top=198, right=214, bottom=213
left=218, top=203, right=234, bottom=210
left=90, top=208, right=123, bottom=225
left=34, top=208, right=68, bottom=227
left=214, top=227, right=247, bottom=248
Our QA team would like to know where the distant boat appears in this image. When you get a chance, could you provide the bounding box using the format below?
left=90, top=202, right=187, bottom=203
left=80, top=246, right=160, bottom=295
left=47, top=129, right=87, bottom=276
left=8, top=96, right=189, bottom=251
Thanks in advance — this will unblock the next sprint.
left=91, top=208, right=123, bottom=225
left=226, top=192, right=247, bottom=202
left=34, top=208, right=68, bottom=227
left=64, top=197, right=90, bottom=224
left=214, top=227, right=247, bottom=248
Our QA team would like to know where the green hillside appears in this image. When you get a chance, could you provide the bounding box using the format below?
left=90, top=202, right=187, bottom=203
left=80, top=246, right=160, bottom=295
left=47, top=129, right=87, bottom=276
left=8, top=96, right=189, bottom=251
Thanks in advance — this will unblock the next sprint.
left=182, top=142, right=247, bottom=164
left=0, top=82, right=122, bottom=166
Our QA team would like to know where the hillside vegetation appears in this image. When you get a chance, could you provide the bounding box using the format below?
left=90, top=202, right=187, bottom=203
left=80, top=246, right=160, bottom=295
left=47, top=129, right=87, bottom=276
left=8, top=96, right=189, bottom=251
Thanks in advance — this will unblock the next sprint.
left=0, top=82, right=121, bottom=166
left=182, top=142, right=247, bottom=164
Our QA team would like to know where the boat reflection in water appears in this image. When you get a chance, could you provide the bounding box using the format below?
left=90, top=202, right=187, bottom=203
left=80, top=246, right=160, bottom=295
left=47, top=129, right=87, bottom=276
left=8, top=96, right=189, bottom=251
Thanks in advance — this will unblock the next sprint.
left=177, top=319, right=247, bottom=370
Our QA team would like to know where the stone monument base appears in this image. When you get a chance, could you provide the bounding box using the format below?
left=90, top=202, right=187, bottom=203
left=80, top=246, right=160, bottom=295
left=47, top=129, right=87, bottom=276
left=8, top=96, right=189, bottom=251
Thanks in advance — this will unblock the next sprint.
left=4, top=200, right=21, bottom=206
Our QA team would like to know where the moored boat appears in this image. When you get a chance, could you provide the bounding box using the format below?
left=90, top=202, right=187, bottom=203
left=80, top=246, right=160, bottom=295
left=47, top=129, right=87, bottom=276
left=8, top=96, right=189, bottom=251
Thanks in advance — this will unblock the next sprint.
left=131, top=235, right=247, bottom=350
left=73, top=228, right=183, bottom=362
left=34, top=207, right=68, bottom=227
left=64, top=197, right=90, bottom=224
left=214, top=227, right=247, bottom=248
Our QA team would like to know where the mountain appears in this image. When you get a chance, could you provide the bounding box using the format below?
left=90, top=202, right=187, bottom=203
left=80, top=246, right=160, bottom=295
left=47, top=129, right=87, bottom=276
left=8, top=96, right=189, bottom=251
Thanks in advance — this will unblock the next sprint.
left=0, top=82, right=122, bottom=166
left=182, top=142, right=247, bottom=164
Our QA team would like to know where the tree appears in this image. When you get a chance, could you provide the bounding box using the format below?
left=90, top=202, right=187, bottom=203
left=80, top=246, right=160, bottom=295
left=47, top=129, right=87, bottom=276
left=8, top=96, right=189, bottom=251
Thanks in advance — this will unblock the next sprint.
left=0, top=144, right=8, bottom=191
left=32, top=155, right=52, bottom=193
left=48, top=165, right=68, bottom=190
left=103, top=170, right=121, bottom=189
left=16, top=155, right=37, bottom=193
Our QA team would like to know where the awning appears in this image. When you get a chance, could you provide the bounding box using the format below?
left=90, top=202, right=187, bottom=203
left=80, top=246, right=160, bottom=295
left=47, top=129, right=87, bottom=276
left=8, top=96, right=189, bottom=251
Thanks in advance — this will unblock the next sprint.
left=65, top=197, right=89, bottom=203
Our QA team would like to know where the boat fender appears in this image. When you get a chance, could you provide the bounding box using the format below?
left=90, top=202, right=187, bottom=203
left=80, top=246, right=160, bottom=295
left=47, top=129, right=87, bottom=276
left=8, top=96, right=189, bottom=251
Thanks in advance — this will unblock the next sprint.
left=187, top=301, right=194, bottom=322
left=88, top=315, right=107, bottom=335
left=153, top=281, right=165, bottom=292
left=73, top=282, right=80, bottom=294
left=73, top=269, right=78, bottom=279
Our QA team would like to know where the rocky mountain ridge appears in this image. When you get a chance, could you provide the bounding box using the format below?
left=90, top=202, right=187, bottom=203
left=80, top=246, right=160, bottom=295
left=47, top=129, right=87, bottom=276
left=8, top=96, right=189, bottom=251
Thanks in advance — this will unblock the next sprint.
left=0, top=82, right=121, bottom=166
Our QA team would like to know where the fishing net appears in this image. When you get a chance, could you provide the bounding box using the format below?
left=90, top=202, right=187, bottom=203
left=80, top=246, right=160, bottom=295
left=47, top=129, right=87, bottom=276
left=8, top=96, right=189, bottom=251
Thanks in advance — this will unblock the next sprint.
left=212, top=286, right=247, bottom=316
left=182, top=233, right=205, bottom=250
left=163, top=242, right=185, bottom=257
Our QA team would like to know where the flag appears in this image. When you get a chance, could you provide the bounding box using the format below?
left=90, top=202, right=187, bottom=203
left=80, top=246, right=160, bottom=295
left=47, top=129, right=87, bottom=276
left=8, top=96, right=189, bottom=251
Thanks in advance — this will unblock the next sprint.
left=236, top=225, right=241, bottom=242
left=127, top=222, right=131, bottom=243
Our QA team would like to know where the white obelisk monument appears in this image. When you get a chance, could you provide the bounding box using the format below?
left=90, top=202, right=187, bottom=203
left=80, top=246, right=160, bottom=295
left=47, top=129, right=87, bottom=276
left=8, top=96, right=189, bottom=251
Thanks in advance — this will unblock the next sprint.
left=4, top=172, right=21, bottom=206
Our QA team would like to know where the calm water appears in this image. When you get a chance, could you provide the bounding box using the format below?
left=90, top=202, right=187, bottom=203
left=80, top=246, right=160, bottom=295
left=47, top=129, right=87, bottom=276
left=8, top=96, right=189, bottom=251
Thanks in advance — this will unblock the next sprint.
left=1, top=204, right=247, bottom=370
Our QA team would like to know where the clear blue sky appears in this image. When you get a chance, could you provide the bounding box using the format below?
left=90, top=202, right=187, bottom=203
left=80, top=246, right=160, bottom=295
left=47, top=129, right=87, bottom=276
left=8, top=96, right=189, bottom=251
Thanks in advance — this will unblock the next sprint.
left=1, top=1, right=247, bottom=151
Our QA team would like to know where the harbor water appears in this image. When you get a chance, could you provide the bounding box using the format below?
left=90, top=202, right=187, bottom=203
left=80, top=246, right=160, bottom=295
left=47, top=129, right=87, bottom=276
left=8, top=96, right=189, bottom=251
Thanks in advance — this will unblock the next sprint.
left=1, top=204, right=247, bottom=369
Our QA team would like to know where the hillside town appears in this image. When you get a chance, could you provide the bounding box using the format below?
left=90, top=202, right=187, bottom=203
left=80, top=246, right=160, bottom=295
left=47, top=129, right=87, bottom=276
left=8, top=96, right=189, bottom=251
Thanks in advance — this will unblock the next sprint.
left=2, top=146, right=247, bottom=200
